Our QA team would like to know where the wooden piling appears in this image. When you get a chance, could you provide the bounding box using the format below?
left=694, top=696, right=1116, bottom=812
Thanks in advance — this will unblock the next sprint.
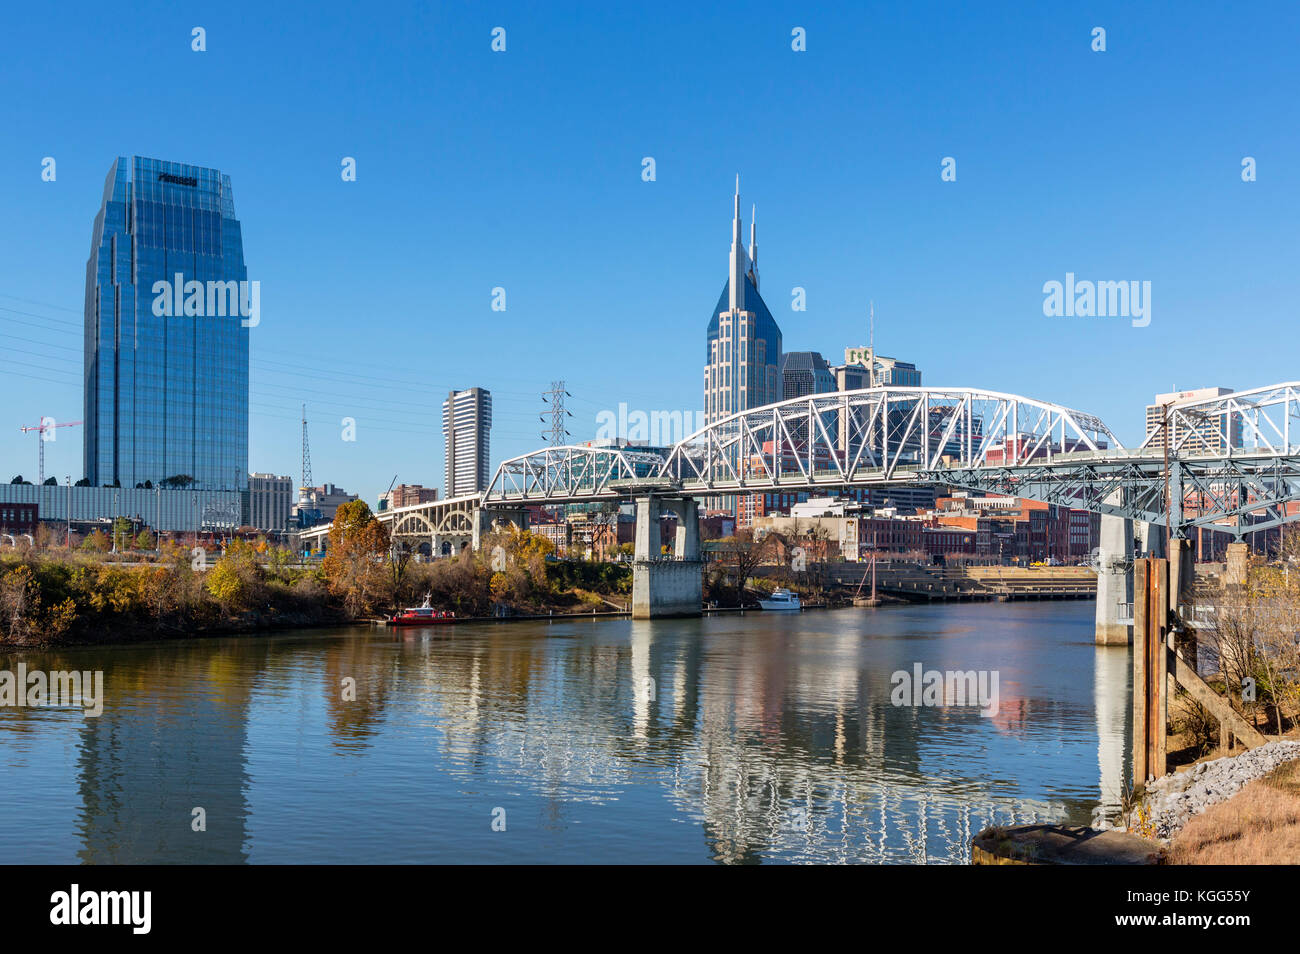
left=1132, top=557, right=1169, bottom=787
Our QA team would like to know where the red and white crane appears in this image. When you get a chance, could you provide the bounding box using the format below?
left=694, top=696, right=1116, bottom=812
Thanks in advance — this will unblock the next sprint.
left=18, top=418, right=82, bottom=486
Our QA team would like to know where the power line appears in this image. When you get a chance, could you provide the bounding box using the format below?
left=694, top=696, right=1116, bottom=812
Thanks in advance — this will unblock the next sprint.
left=0, top=293, right=82, bottom=314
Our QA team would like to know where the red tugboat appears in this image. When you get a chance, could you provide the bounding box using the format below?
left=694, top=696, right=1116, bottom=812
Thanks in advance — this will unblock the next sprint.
left=386, top=594, right=456, bottom=626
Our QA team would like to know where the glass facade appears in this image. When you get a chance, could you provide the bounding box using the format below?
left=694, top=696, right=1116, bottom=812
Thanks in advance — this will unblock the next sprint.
left=84, top=156, right=249, bottom=490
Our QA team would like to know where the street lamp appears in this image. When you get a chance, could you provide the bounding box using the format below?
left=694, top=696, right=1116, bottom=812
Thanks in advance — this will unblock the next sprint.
left=65, top=476, right=71, bottom=547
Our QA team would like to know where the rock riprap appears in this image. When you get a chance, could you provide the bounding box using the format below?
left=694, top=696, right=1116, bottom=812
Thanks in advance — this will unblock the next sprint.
left=1142, top=740, right=1300, bottom=838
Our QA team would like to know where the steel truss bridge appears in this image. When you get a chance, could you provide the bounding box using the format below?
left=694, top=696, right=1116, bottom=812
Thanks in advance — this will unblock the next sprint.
left=480, top=383, right=1300, bottom=539
left=297, top=383, right=1300, bottom=550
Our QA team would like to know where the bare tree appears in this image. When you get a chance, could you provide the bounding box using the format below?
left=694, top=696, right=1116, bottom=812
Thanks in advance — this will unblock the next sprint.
left=713, top=529, right=775, bottom=606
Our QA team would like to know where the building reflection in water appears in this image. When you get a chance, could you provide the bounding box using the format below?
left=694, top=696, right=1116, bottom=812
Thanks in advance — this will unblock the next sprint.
left=72, top=641, right=261, bottom=863
left=420, top=606, right=1106, bottom=864
left=4, top=601, right=1122, bottom=864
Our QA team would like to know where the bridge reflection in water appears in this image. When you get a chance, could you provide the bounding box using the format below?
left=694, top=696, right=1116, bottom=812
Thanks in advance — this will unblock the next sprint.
left=0, top=602, right=1129, bottom=864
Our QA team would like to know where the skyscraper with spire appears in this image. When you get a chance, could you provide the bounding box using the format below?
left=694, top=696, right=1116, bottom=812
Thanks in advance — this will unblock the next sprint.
left=704, top=178, right=783, bottom=426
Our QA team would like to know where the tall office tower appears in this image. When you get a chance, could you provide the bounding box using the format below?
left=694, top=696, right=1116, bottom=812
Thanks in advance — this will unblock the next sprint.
left=1145, top=387, right=1242, bottom=453
left=704, top=179, right=783, bottom=425
left=84, top=157, right=250, bottom=490
left=443, top=387, right=493, bottom=497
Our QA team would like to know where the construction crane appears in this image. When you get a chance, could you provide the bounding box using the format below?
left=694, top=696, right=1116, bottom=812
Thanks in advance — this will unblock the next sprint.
left=19, top=418, right=82, bottom=486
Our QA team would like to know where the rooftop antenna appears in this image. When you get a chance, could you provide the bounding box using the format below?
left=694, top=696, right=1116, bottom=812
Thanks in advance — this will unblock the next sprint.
left=867, top=301, right=876, bottom=385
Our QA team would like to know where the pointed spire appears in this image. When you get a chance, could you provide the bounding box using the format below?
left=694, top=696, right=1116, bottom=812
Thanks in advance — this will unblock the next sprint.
left=729, top=176, right=744, bottom=312
left=748, top=204, right=759, bottom=291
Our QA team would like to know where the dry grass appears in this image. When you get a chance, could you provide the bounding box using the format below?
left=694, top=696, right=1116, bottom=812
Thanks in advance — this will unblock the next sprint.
left=1166, top=691, right=1300, bottom=771
left=1168, top=759, right=1300, bottom=864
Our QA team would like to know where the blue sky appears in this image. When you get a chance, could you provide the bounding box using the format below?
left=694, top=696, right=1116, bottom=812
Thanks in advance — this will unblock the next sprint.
left=2, top=1, right=1297, bottom=503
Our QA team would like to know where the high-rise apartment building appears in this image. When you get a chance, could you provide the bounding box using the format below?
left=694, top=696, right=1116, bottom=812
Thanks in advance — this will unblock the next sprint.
left=704, top=180, right=782, bottom=424
left=84, top=157, right=250, bottom=490
left=443, top=388, right=493, bottom=497
left=1145, top=387, right=1242, bottom=454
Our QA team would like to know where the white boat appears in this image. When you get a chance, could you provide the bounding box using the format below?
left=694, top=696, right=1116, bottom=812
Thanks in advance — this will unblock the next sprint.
left=759, top=587, right=801, bottom=611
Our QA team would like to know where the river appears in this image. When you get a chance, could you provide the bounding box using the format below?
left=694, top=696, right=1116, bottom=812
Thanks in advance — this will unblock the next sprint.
left=0, top=600, right=1131, bottom=864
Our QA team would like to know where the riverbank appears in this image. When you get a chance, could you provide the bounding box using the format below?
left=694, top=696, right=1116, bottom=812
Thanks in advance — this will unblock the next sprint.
left=0, top=546, right=640, bottom=647
left=1140, top=740, right=1300, bottom=840
left=1167, top=752, right=1300, bottom=863
left=0, top=547, right=344, bottom=647
left=370, top=597, right=875, bottom=626
left=977, top=740, right=1300, bottom=865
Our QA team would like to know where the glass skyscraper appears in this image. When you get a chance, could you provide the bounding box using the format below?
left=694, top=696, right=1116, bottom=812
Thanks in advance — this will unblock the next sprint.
left=84, top=156, right=249, bottom=490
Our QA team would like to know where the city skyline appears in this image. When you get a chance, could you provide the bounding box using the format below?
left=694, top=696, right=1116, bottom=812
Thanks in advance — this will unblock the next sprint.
left=3, top=2, right=1298, bottom=506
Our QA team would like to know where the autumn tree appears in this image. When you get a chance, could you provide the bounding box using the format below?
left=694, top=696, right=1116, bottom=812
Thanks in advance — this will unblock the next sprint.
left=206, top=538, right=264, bottom=612
left=480, top=525, right=555, bottom=608
left=321, top=500, right=391, bottom=617
left=81, top=529, right=110, bottom=553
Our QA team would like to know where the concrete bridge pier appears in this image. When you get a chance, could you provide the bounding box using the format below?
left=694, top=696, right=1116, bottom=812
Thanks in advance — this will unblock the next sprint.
left=1137, top=520, right=1166, bottom=559
left=1095, top=488, right=1133, bottom=645
left=632, top=494, right=702, bottom=619
left=472, top=506, right=528, bottom=552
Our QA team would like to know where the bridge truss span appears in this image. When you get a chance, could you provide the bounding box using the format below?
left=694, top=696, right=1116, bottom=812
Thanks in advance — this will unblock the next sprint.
left=659, top=386, right=1122, bottom=493
left=1137, top=381, right=1300, bottom=457
left=298, top=382, right=1300, bottom=554
left=486, top=444, right=668, bottom=503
